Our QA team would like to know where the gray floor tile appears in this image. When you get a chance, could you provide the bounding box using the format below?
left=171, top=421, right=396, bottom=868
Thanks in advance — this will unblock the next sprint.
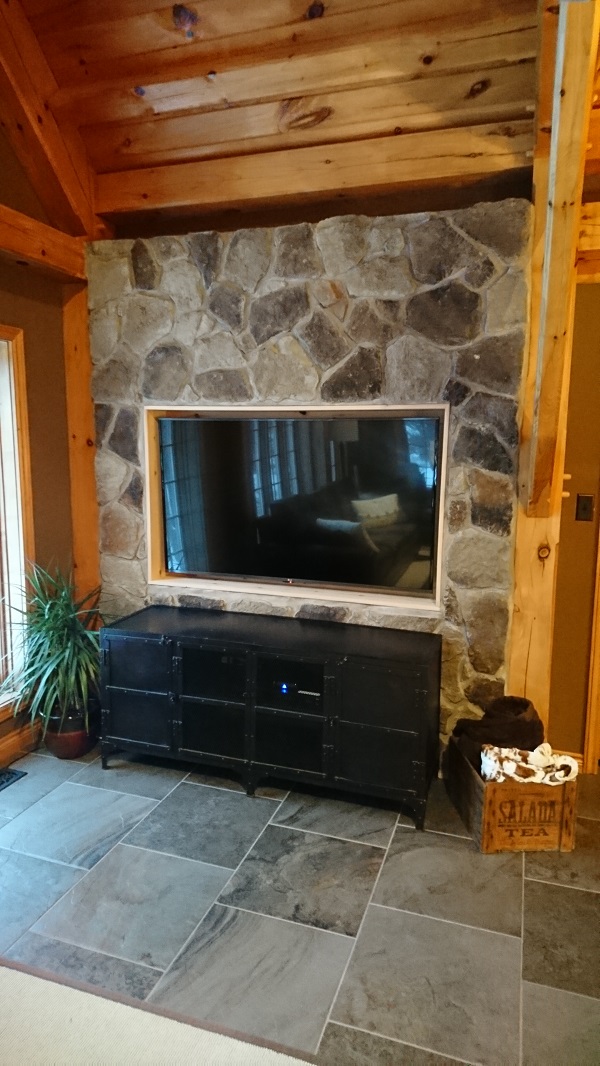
left=0, top=754, right=82, bottom=821
left=220, top=824, right=382, bottom=936
left=332, top=905, right=521, bottom=1066
left=397, top=779, right=470, bottom=838
left=577, top=774, right=600, bottom=821
left=0, top=849, right=83, bottom=952
left=273, top=791, right=397, bottom=847
left=425, top=778, right=472, bottom=838
left=5, top=930, right=161, bottom=1001
left=523, top=879, right=600, bottom=998
left=36, top=743, right=101, bottom=764
left=374, top=827, right=522, bottom=936
left=525, top=817, right=600, bottom=893
left=70, top=753, right=189, bottom=800
left=317, top=1024, right=463, bottom=1065
left=149, top=903, right=352, bottom=1053
left=0, top=783, right=156, bottom=868
left=187, top=766, right=287, bottom=799
left=522, top=981, right=600, bottom=1066
left=33, top=843, right=231, bottom=969
left=124, top=782, right=278, bottom=866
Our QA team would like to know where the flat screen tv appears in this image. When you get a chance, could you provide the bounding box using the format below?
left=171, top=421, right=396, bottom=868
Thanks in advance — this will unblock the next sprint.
left=157, top=410, right=446, bottom=598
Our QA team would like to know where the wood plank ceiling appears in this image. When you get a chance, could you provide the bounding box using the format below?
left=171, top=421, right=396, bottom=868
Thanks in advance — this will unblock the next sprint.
left=12, top=0, right=539, bottom=233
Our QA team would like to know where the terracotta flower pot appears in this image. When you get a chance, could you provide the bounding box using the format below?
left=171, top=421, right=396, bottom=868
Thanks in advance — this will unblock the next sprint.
left=44, top=704, right=99, bottom=760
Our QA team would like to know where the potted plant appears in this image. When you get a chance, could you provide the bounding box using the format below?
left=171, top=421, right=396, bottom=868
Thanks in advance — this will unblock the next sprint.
left=0, top=565, right=102, bottom=759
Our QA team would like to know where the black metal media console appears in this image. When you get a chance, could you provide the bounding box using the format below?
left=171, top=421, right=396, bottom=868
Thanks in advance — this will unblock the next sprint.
left=99, top=605, right=441, bottom=827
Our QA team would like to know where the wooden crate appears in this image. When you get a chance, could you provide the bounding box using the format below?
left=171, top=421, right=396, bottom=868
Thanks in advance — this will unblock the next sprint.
left=446, top=738, right=577, bottom=853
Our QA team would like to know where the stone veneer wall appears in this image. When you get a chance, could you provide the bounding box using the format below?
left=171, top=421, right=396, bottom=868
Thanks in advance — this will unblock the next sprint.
left=87, top=200, right=531, bottom=737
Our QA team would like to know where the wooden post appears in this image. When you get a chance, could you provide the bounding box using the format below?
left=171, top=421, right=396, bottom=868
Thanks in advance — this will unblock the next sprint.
left=62, top=284, right=100, bottom=601
left=507, top=0, right=600, bottom=732
left=526, top=0, right=600, bottom=513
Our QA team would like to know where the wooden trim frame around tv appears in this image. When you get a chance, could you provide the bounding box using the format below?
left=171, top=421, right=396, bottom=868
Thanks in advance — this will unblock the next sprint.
left=143, top=404, right=449, bottom=613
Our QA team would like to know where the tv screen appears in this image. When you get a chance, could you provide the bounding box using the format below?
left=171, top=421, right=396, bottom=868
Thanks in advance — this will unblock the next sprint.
left=158, top=413, right=444, bottom=597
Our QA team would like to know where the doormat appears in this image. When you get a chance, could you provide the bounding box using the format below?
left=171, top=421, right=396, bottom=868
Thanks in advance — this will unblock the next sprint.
left=0, top=768, right=26, bottom=793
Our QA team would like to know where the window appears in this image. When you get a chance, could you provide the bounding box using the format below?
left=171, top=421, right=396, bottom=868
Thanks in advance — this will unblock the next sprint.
left=0, top=328, right=34, bottom=702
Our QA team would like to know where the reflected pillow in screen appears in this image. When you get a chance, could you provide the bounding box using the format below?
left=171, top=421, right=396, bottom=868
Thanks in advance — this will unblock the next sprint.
left=351, top=493, right=402, bottom=529
left=316, top=518, right=379, bottom=553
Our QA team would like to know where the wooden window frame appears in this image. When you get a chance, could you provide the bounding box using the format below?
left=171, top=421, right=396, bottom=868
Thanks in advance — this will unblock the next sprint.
left=0, top=326, right=35, bottom=724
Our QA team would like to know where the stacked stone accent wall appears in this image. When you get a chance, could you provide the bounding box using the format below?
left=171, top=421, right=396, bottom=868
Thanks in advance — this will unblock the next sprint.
left=88, top=200, right=531, bottom=737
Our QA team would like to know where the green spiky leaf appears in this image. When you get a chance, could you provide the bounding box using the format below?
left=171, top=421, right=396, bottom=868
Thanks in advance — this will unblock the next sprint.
left=0, top=564, right=101, bottom=736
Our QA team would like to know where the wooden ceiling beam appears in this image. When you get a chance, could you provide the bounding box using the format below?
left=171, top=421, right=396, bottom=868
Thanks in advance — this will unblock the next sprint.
left=0, top=204, right=86, bottom=281
left=49, top=23, right=538, bottom=129
left=525, top=0, right=600, bottom=513
left=96, top=119, right=533, bottom=218
left=0, top=0, right=98, bottom=236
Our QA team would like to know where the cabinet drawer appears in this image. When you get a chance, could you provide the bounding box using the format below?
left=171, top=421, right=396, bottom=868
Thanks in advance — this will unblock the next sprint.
left=335, top=722, right=418, bottom=791
left=254, top=709, right=325, bottom=774
left=338, top=660, right=423, bottom=730
left=179, top=700, right=245, bottom=760
left=256, top=657, right=324, bottom=715
left=179, top=645, right=246, bottom=702
left=104, top=690, right=171, bottom=749
left=104, top=636, right=171, bottom=693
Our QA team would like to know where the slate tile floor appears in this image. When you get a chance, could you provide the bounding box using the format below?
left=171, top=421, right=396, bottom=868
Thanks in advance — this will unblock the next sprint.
left=0, top=750, right=598, bottom=1065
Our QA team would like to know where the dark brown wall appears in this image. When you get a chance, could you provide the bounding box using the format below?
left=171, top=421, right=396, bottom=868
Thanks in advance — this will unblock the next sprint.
left=0, top=128, right=49, bottom=224
left=549, top=284, right=600, bottom=753
left=0, top=261, right=72, bottom=570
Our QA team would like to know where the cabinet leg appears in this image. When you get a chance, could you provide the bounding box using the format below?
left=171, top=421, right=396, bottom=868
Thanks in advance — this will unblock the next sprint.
left=413, top=800, right=427, bottom=831
left=243, top=769, right=259, bottom=796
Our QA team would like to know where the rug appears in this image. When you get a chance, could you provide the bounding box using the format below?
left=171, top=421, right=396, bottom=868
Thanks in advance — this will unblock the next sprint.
left=0, top=962, right=307, bottom=1064
left=0, top=768, right=26, bottom=792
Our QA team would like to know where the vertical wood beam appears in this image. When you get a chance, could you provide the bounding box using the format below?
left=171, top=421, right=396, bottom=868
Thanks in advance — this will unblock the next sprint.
left=0, top=326, right=37, bottom=758
left=62, top=285, right=100, bottom=600
left=507, top=0, right=599, bottom=733
left=526, top=0, right=600, bottom=513
left=507, top=296, right=574, bottom=727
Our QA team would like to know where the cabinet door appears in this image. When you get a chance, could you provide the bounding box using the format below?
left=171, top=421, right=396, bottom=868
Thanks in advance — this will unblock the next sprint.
left=338, top=659, right=425, bottom=731
left=334, top=722, right=418, bottom=792
left=179, top=645, right=246, bottom=702
left=253, top=654, right=328, bottom=777
left=103, top=635, right=171, bottom=693
left=102, top=635, right=173, bottom=753
left=179, top=700, right=246, bottom=761
left=104, top=689, right=172, bottom=751
left=255, top=656, right=325, bottom=715
left=176, top=643, right=247, bottom=761
left=253, top=709, right=326, bottom=776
